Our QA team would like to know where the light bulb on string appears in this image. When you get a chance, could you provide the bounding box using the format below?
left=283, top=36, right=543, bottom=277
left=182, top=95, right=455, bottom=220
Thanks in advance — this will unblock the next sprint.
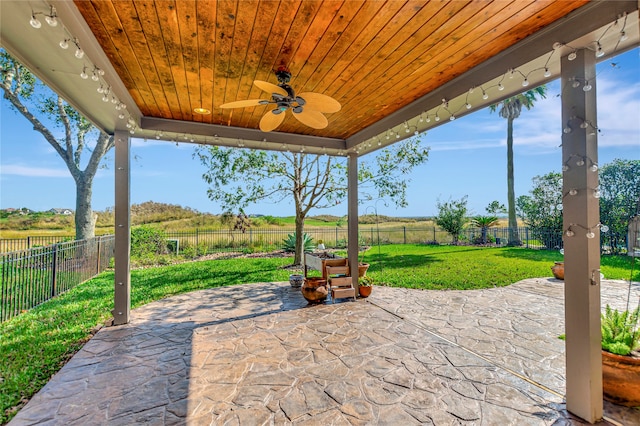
left=576, top=158, right=585, bottom=166
left=572, top=79, right=581, bottom=88
left=498, top=83, right=504, bottom=91
left=118, top=113, right=125, bottom=119
left=569, top=189, right=578, bottom=196
left=522, top=78, right=529, bottom=87
left=434, top=114, right=440, bottom=122
left=568, top=51, right=577, bottom=61
left=80, top=66, right=88, bottom=79
left=589, top=163, right=598, bottom=172
left=544, top=68, right=551, bottom=78
left=465, top=103, right=472, bottom=110
left=449, top=115, right=455, bottom=121
left=593, top=189, right=601, bottom=198
left=29, top=13, right=42, bottom=29
left=59, top=39, right=69, bottom=49
left=482, top=91, right=489, bottom=100
left=586, top=231, right=595, bottom=239
left=75, top=47, right=84, bottom=59
left=600, top=225, right=609, bottom=233
left=582, top=81, right=592, bottom=91
left=595, top=43, right=605, bottom=58
left=620, top=31, right=628, bottom=42
left=565, top=229, right=575, bottom=237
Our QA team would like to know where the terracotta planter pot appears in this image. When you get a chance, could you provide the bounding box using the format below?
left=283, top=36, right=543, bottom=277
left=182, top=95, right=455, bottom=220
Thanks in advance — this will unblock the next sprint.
left=301, top=277, right=328, bottom=304
left=602, top=350, right=640, bottom=407
left=551, top=262, right=564, bottom=280
left=358, top=263, right=370, bottom=277
left=358, top=285, right=372, bottom=298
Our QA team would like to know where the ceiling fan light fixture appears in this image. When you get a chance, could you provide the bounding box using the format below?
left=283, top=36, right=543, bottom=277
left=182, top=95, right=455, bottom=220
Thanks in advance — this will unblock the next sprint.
left=193, top=107, right=211, bottom=114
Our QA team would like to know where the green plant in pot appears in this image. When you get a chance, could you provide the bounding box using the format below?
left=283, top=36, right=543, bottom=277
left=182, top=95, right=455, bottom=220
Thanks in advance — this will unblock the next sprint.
left=601, top=304, right=640, bottom=407
left=358, top=275, right=374, bottom=298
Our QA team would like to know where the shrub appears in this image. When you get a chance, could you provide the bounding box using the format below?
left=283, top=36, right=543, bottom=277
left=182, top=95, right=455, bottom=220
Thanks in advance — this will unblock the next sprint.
left=601, top=305, right=640, bottom=356
left=131, top=225, right=169, bottom=257
left=281, top=233, right=315, bottom=252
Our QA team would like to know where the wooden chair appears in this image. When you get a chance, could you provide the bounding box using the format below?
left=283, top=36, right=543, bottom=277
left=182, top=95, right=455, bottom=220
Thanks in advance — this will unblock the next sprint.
left=325, top=262, right=356, bottom=303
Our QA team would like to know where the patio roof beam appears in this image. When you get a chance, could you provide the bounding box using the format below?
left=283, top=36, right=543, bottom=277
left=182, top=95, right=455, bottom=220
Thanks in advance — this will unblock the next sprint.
left=140, top=117, right=346, bottom=152
left=561, top=48, right=602, bottom=423
left=113, top=131, right=131, bottom=326
left=345, top=0, right=638, bottom=151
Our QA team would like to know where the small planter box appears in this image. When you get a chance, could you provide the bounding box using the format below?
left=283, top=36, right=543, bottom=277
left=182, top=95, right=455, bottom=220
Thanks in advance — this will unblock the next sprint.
left=304, top=253, right=347, bottom=279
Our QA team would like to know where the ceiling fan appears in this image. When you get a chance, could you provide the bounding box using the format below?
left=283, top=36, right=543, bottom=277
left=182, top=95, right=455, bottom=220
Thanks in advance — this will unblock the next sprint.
left=220, top=67, right=341, bottom=132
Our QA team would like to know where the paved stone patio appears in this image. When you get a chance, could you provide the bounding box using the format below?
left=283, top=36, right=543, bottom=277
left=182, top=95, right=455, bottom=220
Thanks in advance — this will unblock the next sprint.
left=10, top=278, right=640, bottom=425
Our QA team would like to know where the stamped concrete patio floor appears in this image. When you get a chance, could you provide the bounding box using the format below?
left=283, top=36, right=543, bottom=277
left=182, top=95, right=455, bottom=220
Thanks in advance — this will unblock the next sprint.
left=11, top=279, right=640, bottom=425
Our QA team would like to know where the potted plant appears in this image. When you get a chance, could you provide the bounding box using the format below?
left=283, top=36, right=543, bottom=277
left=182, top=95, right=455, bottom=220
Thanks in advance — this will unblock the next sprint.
left=358, top=275, right=374, bottom=298
left=601, top=304, right=640, bottom=406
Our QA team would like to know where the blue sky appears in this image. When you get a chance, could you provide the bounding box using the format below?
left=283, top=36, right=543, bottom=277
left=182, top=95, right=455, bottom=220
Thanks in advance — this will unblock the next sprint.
left=1, top=48, right=638, bottom=218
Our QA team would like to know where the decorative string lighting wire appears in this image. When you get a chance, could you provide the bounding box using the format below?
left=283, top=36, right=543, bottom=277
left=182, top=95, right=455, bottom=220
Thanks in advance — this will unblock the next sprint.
left=27, top=1, right=135, bottom=133
left=355, top=11, right=630, bottom=154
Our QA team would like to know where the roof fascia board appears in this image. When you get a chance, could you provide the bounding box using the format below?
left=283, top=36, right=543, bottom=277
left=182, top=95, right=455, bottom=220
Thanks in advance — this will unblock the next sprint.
left=51, top=0, right=142, bottom=124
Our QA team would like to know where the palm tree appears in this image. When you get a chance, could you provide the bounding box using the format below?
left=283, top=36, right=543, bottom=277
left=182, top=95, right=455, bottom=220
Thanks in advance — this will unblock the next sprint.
left=472, top=215, right=500, bottom=244
left=490, top=86, right=547, bottom=246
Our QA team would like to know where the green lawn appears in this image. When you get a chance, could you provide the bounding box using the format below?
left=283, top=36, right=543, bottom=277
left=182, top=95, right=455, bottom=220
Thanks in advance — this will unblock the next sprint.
left=2, top=245, right=638, bottom=423
left=361, top=245, right=638, bottom=289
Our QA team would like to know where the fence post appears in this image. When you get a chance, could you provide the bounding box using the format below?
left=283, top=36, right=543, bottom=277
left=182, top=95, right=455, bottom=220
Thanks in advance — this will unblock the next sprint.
left=403, top=227, right=407, bottom=244
left=27, top=236, right=31, bottom=249
left=525, top=228, right=529, bottom=249
left=335, top=227, right=338, bottom=247
left=250, top=228, right=253, bottom=245
left=50, top=243, right=58, bottom=298
left=96, top=236, right=102, bottom=275
left=195, top=228, right=199, bottom=254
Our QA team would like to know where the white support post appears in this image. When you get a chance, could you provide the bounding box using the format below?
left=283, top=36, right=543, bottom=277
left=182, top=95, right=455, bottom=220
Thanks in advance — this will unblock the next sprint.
left=113, top=131, right=131, bottom=325
left=561, top=49, right=602, bottom=423
left=347, top=153, right=359, bottom=294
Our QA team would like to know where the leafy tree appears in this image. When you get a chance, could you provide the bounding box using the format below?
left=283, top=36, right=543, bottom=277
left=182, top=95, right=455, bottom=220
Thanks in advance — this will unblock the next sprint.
left=1, top=50, right=113, bottom=239
left=490, top=86, right=547, bottom=246
left=599, top=159, right=640, bottom=254
left=435, top=196, right=469, bottom=244
left=516, top=172, right=563, bottom=249
left=486, top=200, right=506, bottom=215
left=196, top=139, right=429, bottom=264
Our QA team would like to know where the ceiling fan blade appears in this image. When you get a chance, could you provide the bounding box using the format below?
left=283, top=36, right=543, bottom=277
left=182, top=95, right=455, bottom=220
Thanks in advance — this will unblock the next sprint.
left=254, top=80, right=288, bottom=97
left=220, top=99, right=266, bottom=108
left=260, top=110, right=286, bottom=132
left=298, top=92, right=341, bottom=113
left=292, top=109, right=328, bottom=129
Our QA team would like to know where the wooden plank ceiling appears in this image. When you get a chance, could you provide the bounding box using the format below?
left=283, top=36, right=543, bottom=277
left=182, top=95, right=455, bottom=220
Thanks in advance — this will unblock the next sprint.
left=73, top=0, right=588, bottom=139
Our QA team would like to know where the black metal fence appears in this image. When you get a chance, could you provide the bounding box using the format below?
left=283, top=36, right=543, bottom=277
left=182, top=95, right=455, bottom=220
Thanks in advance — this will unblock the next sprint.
left=0, top=235, right=75, bottom=253
left=160, top=226, right=565, bottom=255
left=0, top=235, right=114, bottom=322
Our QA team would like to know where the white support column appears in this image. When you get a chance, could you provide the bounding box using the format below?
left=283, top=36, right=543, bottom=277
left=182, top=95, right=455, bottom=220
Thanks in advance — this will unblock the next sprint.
left=347, top=153, right=359, bottom=294
left=113, top=131, right=131, bottom=325
left=561, top=49, right=602, bottom=423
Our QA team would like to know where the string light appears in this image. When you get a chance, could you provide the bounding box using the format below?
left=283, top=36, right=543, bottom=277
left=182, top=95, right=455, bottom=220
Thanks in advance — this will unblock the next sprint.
left=564, top=223, right=609, bottom=239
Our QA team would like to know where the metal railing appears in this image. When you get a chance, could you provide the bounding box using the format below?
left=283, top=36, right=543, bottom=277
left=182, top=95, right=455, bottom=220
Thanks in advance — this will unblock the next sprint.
left=0, top=235, right=75, bottom=253
left=0, top=235, right=114, bottom=322
left=160, top=226, right=565, bottom=255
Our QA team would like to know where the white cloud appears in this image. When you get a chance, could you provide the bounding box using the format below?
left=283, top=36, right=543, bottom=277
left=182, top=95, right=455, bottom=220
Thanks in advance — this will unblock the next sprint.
left=1, top=164, right=70, bottom=178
